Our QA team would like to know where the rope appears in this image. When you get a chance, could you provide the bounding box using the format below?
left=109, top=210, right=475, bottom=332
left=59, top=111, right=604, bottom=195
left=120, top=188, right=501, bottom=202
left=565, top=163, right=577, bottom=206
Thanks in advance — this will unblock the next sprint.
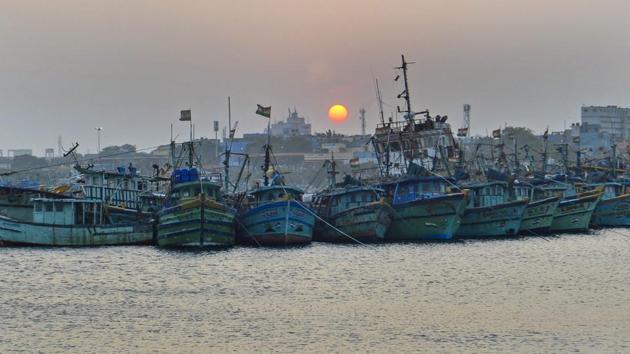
left=293, top=199, right=375, bottom=248
left=234, top=215, right=262, bottom=247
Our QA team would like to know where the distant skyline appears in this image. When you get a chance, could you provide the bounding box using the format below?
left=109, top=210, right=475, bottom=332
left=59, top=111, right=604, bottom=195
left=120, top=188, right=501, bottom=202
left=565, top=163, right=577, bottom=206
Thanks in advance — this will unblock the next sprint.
left=1, top=0, right=629, bottom=154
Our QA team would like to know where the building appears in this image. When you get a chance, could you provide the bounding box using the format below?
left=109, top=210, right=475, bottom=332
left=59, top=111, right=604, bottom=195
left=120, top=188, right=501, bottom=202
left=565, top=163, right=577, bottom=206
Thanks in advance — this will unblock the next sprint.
left=270, top=108, right=311, bottom=137
left=581, top=105, right=630, bottom=143
left=7, top=149, right=33, bottom=157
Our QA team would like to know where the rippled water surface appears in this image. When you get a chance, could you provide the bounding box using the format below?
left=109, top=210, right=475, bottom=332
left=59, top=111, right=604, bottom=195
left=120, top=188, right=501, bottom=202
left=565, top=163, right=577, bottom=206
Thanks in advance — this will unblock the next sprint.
left=1, top=230, right=629, bottom=353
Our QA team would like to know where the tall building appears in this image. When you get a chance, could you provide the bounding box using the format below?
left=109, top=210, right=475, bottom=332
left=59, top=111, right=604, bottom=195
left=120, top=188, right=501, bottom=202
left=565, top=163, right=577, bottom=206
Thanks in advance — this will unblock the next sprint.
left=270, top=108, right=311, bottom=137
left=581, top=105, right=630, bottom=143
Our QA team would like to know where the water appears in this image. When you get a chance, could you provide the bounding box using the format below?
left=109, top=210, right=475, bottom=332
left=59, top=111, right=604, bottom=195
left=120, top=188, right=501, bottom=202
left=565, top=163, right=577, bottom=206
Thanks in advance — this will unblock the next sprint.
left=1, top=230, right=629, bottom=353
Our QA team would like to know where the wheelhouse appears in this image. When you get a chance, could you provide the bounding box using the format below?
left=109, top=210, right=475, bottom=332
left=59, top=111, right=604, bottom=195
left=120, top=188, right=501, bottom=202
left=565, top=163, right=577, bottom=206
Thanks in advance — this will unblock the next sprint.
left=245, top=186, right=304, bottom=208
left=380, top=176, right=451, bottom=205
left=169, top=181, right=223, bottom=204
left=465, top=182, right=511, bottom=208
left=312, top=187, right=383, bottom=216
left=33, top=198, right=105, bottom=225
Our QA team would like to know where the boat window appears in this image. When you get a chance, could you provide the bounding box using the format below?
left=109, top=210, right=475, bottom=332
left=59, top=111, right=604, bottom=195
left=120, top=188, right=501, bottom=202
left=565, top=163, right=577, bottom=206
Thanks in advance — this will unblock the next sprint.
left=350, top=194, right=356, bottom=203
left=35, top=202, right=42, bottom=212
left=45, top=203, right=53, bottom=212
left=182, top=189, right=191, bottom=198
left=54, top=203, right=63, bottom=212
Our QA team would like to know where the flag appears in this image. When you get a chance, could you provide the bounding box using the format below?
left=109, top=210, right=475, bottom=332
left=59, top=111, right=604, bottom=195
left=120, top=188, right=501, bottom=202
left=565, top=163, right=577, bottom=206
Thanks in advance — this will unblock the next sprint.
left=350, top=157, right=360, bottom=168
left=492, top=128, right=501, bottom=138
left=256, top=104, right=271, bottom=118
left=180, top=110, right=192, bottom=121
left=229, top=128, right=236, bottom=139
left=457, top=127, right=468, bottom=137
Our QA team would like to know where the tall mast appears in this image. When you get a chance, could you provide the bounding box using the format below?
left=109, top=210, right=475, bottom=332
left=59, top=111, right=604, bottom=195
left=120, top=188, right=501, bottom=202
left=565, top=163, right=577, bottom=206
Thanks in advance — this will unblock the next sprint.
left=398, top=55, right=414, bottom=121
left=224, top=96, right=231, bottom=191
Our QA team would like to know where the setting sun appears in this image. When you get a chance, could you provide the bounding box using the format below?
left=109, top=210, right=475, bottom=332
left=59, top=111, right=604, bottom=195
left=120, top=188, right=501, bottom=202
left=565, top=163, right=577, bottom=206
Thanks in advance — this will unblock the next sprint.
left=328, top=104, right=348, bottom=123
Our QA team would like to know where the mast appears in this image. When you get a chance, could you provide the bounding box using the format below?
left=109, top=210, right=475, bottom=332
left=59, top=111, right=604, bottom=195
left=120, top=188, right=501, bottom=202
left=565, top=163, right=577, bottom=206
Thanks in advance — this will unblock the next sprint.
left=398, top=55, right=414, bottom=121
left=375, top=79, right=385, bottom=125
left=542, top=128, right=549, bottom=174
left=611, top=144, right=617, bottom=179
left=328, top=152, right=338, bottom=187
left=224, top=96, right=231, bottom=191
left=263, top=122, right=271, bottom=186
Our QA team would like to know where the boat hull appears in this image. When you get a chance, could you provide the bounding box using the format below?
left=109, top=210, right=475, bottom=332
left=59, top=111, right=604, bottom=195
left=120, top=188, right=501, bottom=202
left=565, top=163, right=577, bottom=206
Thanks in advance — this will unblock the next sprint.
left=386, top=193, right=466, bottom=241
left=315, top=201, right=391, bottom=243
left=0, top=216, right=153, bottom=246
left=158, top=198, right=235, bottom=247
left=550, top=193, right=600, bottom=232
left=590, top=193, right=630, bottom=227
left=237, top=200, right=315, bottom=246
left=456, top=199, right=528, bottom=238
left=519, top=197, right=560, bottom=234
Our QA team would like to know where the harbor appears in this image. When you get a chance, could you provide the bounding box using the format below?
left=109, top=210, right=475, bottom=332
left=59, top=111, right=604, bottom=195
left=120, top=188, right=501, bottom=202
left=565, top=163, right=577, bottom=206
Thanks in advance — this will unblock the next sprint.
left=2, top=0, right=630, bottom=352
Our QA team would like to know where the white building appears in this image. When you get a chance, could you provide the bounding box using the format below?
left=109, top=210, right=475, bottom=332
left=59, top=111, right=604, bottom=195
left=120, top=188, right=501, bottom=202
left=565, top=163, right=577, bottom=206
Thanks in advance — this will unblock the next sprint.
left=270, top=108, right=311, bottom=137
left=581, top=105, right=630, bottom=143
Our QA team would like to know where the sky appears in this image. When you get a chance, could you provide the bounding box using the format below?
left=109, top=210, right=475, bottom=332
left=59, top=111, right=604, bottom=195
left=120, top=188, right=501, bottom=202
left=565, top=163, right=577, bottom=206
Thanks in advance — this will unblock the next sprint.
left=1, top=0, right=629, bottom=155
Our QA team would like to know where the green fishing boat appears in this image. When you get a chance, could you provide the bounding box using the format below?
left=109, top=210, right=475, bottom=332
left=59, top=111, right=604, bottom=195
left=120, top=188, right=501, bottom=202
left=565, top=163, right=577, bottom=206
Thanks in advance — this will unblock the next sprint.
left=311, top=185, right=392, bottom=243
left=512, top=182, right=560, bottom=234
left=456, top=181, right=528, bottom=238
left=379, top=176, right=466, bottom=241
left=533, top=182, right=602, bottom=233
left=158, top=175, right=235, bottom=248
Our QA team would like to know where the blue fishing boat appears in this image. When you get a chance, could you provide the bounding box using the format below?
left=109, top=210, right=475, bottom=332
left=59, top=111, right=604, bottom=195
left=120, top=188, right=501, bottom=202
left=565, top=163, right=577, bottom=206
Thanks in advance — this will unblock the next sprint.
left=235, top=140, right=314, bottom=246
left=456, top=181, right=528, bottom=238
left=379, top=176, right=466, bottom=241
left=588, top=182, right=630, bottom=227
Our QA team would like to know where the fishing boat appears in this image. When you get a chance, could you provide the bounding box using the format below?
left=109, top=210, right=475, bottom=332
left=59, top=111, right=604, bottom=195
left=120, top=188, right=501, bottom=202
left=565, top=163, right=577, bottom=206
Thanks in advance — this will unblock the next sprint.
left=0, top=198, right=153, bottom=246
left=456, top=181, right=528, bottom=238
left=158, top=165, right=236, bottom=248
left=533, top=181, right=602, bottom=233
left=235, top=137, right=315, bottom=246
left=512, top=182, right=560, bottom=234
left=379, top=176, right=466, bottom=241
left=311, top=172, right=392, bottom=243
left=587, top=182, right=630, bottom=227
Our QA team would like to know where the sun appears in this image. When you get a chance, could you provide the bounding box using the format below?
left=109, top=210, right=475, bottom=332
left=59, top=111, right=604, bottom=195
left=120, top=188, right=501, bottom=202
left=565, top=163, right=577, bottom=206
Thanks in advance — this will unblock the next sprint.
left=328, top=104, right=348, bottom=123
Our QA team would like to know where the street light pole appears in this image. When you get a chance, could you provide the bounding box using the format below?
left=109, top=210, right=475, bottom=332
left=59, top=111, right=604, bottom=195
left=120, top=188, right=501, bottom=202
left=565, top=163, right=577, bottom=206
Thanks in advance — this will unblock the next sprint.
left=95, top=127, right=103, bottom=154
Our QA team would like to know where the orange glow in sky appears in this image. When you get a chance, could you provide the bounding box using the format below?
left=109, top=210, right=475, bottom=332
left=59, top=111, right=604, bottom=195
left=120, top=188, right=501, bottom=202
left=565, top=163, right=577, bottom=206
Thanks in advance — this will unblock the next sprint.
left=328, top=104, right=348, bottom=123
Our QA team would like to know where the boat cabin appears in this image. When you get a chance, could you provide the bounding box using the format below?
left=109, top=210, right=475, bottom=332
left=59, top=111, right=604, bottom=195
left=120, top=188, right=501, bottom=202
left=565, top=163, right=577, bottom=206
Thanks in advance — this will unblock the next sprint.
left=169, top=181, right=223, bottom=204
left=464, top=181, right=511, bottom=208
left=33, top=198, right=105, bottom=225
left=311, top=187, right=383, bottom=217
left=588, top=182, right=627, bottom=200
left=242, top=186, right=303, bottom=210
left=512, top=182, right=534, bottom=201
left=381, top=176, right=450, bottom=205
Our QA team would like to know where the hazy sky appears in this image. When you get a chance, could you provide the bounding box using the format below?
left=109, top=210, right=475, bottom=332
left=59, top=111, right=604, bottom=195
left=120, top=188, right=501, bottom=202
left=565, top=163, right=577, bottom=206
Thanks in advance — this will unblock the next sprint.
left=1, top=0, right=629, bottom=155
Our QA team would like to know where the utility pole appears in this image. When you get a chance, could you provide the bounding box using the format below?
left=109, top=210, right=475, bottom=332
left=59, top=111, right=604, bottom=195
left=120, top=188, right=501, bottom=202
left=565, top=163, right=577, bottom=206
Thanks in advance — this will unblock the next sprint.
left=359, top=108, right=366, bottom=136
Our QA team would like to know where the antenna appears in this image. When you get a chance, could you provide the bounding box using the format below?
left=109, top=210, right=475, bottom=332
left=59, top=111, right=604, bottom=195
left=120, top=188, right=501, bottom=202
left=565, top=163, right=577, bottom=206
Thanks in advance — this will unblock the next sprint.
left=359, top=108, right=366, bottom=136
